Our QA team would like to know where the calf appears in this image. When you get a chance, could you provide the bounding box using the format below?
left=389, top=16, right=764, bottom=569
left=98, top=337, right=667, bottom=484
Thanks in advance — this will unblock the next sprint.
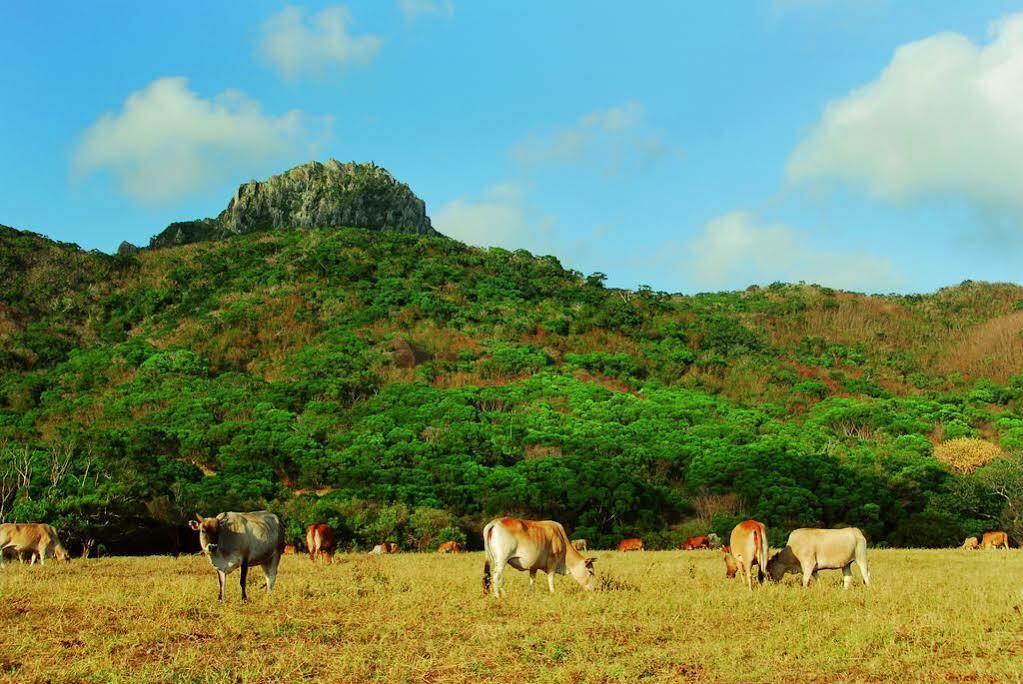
left=767, top=527, right=870, bottom=589
left=189, top=511, right=284, bottom=601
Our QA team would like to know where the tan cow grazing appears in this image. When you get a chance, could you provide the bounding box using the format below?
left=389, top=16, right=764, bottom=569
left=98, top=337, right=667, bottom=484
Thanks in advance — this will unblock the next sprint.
left=571, top=539, right=588, bottom=552
left=960, top=536, right=980, bottom=550
left=767, top=527, right=870, bottom=590
left=189, top=511, right=284, bottom=601
left=729, top=520, right=769, bottom=591
left=306, top=524, right=336, bottom=563
left=617, top=538, right=645, bottom=552
left=482, top=517, right=596, bottom=596
left=438, top=540, right=462, bottom=554
left=370, top=542, right=399, bottom=554
left=722, top=545, right=739, bottom=578
left=682, top=535, right=711, bottom=551
left=982, top=530, right=1010, bottom=550
left=283, top=544, right=297, bottom=555
left=0, top=523, right=69, bottom=566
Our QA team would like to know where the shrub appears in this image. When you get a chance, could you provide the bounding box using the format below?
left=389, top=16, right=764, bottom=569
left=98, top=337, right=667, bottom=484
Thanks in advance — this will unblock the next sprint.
left=933, top=438, right=1004, bottom=474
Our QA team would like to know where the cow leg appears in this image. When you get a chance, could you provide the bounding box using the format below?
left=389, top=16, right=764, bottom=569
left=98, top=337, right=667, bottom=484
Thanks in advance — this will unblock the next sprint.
left=324, top=550, right=332, bottom=565
left=265, top=552, right=280, bottom=594
left=240, top=560, right=249, bottom=601
left=801, top=562, right=815, bottom=587
left=492, top=561, right=506, bottom=597
left=36, top=552, right=44, bottom=567
left=217, top=570, right=227, bottom=601
left=547, top=571, right=555, bottom=594
left=528, top=569, right=536, bottom=592
left=842, top=564, right=853, bottom=590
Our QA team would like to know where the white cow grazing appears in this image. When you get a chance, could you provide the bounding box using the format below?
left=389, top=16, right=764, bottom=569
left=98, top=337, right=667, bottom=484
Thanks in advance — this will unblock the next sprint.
left=189, top=511, right=283, bottom=601
left=767, top=527, right=870, bottom=589
left=0, top=523, right=70, bottom=566
left=482, top=517, right=596, bottom=596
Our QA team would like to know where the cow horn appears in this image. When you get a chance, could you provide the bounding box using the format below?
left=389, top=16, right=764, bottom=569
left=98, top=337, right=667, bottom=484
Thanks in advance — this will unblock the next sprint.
left=194, top=513, right=203, bottom=523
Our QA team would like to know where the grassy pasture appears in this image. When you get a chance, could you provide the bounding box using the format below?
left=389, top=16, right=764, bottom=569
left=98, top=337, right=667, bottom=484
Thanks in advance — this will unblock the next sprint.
left=1, top=549, right=1022, bottom=682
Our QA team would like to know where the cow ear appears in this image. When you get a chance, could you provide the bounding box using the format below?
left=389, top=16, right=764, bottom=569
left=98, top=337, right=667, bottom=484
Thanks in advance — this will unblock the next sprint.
left=585, top=557, right=596, bottom=567
left=188, top=520, right=200, bottom=531
left=215, top=512, right=227, bottom=522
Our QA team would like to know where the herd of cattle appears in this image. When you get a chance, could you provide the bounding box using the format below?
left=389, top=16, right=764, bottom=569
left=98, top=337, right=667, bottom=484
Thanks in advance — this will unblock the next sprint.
left=0, top=515, right=1014, bottom=601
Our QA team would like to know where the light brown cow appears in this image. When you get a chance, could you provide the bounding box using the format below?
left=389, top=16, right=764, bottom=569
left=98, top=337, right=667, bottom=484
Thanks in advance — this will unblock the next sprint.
left=306, top=524, right=336, bottom=563
left=722, top=545, right=739, bottom=578
left=283, top=544, right=297, bottom=555
left=960, top=536, right=980, bottom=550
left=0, top=523, right=69, bottom=566
left=982, top=530, right=1010, bottom=550
left=189, top=511, right=284, bottom=601
left=767, top=527, right=870, bottom=589
left=438, top=540, right=462, bottom=554
left=370, top=542, right=399, bottom=554
left=682, top=535, right=711, bottom=551
left=617, top=538, right=645, bottom=552
left=482, top=517, right=596, bottom=596
left=729, top=520, right=769, bottom=591
left=571, top=539, right=588, bottom=552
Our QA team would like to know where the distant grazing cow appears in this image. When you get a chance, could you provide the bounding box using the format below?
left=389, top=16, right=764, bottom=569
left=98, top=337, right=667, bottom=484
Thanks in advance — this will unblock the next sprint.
left=370, top=542, right=399, bottom=555
left=960, top=536, right=980, bottom=550
left=483, top=517, right=596, bottom=596
left=0, top=523, right=69, bottom=566
left=767, top=527, right=870, bottom=589
left=283, top=544, right=297, bottom=555
left=722, top=545, right=738, bottom=578
left=438, top=541, right=462, bottom=554
left=571, top=539, right=588, bottom=552
left=306, top=524, right=336, bottom=563
left=189, top=511, right=284, bottom=601
left=707, top=532, right=721, bottom=548
left=617, top=538, right=645, bottom=552
left=982, top=530, right=1010, bottom=550
left=682, top=535, right=711, bottom=551
left=729, top=520, right=769, bottom=591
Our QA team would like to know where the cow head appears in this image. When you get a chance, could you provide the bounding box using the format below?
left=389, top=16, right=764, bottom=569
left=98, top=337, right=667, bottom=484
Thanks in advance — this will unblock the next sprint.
left=570, top=556, right=598, bottom=591
left=53, top=543, right=70, bottom=563
left=766, top=546, right=799, bottom=581
left=189, top=513, right=225, bottom=555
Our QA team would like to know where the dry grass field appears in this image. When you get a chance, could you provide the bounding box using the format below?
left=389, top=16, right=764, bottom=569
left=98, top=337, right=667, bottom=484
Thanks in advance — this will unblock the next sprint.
left=2, top=549, right=1023, bottom=683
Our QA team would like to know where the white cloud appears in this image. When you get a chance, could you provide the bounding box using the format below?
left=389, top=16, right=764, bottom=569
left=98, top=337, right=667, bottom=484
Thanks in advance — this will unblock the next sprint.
left=261, top=5, right=382, bottom=80
left=72, top=77, right=325, bottom=202
left=511, top=102, right=673, bottom=172
left=433, top=183, right=559, bottom=250
left=788, top=13, right=1023, bottom=211
left=685, top=210, right=901, bottom=292
left=398, top=0, right=453, bottom=22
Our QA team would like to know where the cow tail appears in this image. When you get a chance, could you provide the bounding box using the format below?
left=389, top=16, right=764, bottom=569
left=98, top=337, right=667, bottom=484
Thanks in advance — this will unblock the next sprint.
left=753, top=528, right=764, bottom=582
left=482, top=522, right=494, bottom=595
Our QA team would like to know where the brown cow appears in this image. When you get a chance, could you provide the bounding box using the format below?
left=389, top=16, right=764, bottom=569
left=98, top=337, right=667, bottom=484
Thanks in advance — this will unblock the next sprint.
left=722, top=545, right=739, bottom=578
left=729, top=520, right=769, bottom=591
left=370, top=542, right=399, bottom=554
left=0, top=523, right=70, bottom=566
left=571, top=539, right=588, bottom=552
left=982, top=530, right=1010, bottom=550
left=482, top=517, right=596, bottom=596
left=438, top=540, right=462, bottom=554
left=306, top=524, right=336, bottom=563
left=617, top=538, right=645, bottom=552
left=682, top=535, right=711, bottom=551
left=283, top=544, right=297, bottom=555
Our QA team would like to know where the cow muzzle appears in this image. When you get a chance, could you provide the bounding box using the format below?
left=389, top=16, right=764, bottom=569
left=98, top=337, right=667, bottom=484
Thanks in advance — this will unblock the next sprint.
left=204, top=543, right=218, bottom=554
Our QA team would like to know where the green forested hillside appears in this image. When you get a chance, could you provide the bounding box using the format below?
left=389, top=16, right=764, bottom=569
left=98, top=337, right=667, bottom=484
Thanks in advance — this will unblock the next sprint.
left=2, top=223, right=1023, bottom=552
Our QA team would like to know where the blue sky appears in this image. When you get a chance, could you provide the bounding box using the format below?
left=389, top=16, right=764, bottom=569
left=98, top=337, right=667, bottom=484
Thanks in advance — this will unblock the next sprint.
left=3, top=1, right=1023, bottom=294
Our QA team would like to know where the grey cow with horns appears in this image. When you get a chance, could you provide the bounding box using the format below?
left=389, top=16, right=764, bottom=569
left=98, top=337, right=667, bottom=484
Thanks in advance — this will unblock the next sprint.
left=189, top=511, right=285, bottom=601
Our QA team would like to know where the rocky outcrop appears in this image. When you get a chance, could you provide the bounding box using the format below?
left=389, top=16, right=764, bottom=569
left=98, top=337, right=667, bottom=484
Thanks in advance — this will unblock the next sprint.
left=116, top=241, right=141, bottom=256
left=149, top=160, right=438, bottom=248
